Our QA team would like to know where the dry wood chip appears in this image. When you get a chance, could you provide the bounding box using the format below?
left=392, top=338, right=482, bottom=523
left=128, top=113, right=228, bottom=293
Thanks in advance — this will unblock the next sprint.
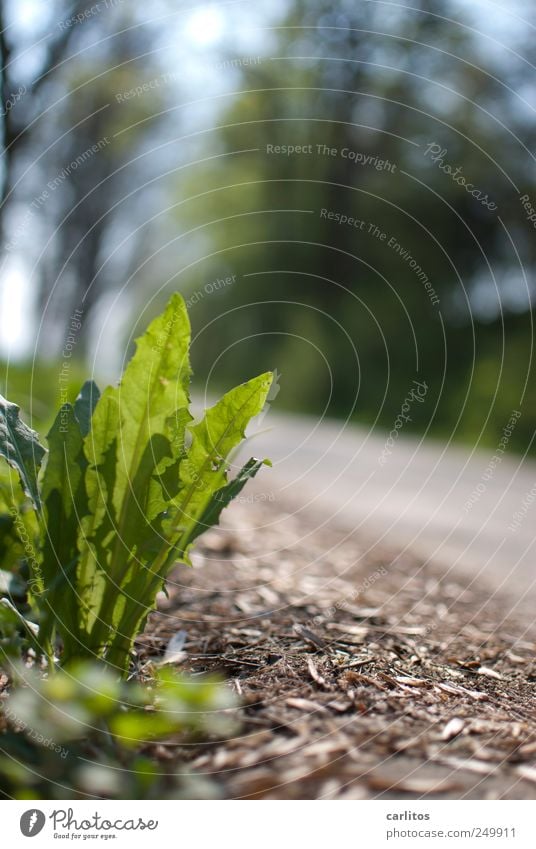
left=293, top=624, right=329, bottom=649
left=478, top=666, right=502, bottom=680
left=259, top=735, right=308, bottom=758
left=470, top=745, right=514, bottom=762
left=327, top=623, right=369, bottom=637
left=234, top=596, right=258, bottom=614
left=257, top=586, right=280, bottom=605
left=231, top=628, right=263, bottom=637
left=434, top=756, right=497, bottom=776
left=308, top=658, right=331, bottom=689
left=302, top=740, right=349, bottom=759
left=456, top=685, right=490, bottom=701
left=332, top=635, right=369, bottom=647
left=231, top=769, right=278, bottom=796
left=446, top=656, right=479, bottom=667
left=286, top=697, right=330, bottom=713
left=435, top=682, right=464, bottom=696
left=341, top=670, right=387, bottom=691
left=393, top=676, right=428, bottom=687
left=519, top=741, right=536, bottom=757
left=320, top=779, right=342, bottom=799
left=159, top=630, right=188, bottom=665
left=345, top=656, right=374, bottom=668
left=381, top=673, right=427, bottom=692
left=327, top=700, right=353, bottom=713
left=516, top=765, right=536, bottom=784
left=508, top=639, right=536, bottom=651
left=441, top=717, right=465, bottom=741
left=344, top=606, right=381, bottom=618
left=466, top=719, right=504, bottom=735
left=368, top=775, right=460, bottom=794
left=190, top=754, right=213, bottom=769
left=210, top=748, right=241, bottom=770
left=395, top=735, right=429, bottom=754
left=506, top=651, right=528, bottom=664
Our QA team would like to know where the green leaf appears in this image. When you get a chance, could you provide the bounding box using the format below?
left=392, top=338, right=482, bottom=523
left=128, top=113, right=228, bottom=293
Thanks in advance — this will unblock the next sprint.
left=0, top=511, right=23, bottom=574
left=168, top=372, right=273, bottom=553
left=0, top=597, right=40, bottom=659
left=77, top=389, right=120, bottom=641
left=112, top=292, right=191, bottom=518
left=0, top=395, right=46, bottom=510
left=6, top=293, right=276, bottom=675
left=80, top=296, right=193, bottom=660
left=104, top=376, right=272, bottom=671
left=0, top=471, right=41, bottom=575
left=82, top=387, right=120, bottom=528
left=188, top=457, right=270, bottom=545
left=39, top=404, right=88, bottom=654
left=74, top=380, right=100, bottom=438
left=88, top=294, right=191, bottom=544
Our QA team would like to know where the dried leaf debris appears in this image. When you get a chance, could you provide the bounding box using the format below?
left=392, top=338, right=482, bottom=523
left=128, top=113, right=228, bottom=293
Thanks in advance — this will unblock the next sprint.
left=137, top=501, right=536, bottom=800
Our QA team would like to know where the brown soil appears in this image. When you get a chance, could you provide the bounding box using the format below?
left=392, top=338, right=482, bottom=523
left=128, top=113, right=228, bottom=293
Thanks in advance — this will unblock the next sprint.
left=139, top=501, right=536, bottom=800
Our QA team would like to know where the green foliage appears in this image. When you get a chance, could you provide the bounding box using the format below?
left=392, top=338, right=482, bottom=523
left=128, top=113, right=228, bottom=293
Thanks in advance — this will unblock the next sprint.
left=0, top=396, right=45, bottom=511
left=0, top=359, right=88, bottom=432
left=0, top=293, right=273, bottom=674
left=0, top=662, right=234, bottom=799
left=0, top=599, right=39, bottom=661
left=0, top=488, right=26, bottom=578
left=0, top=464, right=40, bottom=595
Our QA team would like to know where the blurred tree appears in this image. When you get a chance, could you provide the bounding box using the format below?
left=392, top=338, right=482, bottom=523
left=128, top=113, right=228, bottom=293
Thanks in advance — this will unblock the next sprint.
left=0, top=1, right=88, bottom=217
left=173, top=0, right=535, bottom=451
left=0, top=0, right=534, bottom=451
left=0, top=1, right=172, bottom=353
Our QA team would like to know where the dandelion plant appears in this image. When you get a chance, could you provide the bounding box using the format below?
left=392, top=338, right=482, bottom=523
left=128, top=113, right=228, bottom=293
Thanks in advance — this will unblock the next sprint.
left=0, top=294, right=272, bottom=674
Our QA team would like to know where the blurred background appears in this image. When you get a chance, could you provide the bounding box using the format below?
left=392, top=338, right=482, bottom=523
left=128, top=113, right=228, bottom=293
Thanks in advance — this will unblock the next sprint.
left=0, top=0, right=534, bottom=454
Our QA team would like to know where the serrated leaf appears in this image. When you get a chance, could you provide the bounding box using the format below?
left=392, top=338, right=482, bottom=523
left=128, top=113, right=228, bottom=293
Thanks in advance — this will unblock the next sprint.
left=188, top=457, right=269, bottom=546
left=113, top=293, right=191, bottom=515
left=80, top=296, right=193, bottom=660
left=168, top=372, right=273, bottom=550
left=90, top=295, right=191, bottom=539
left=18, top=293, right=276, bottom=675
left=0, top=395, right=45, bottom=510
left=104, top=376, right=273, bottom=670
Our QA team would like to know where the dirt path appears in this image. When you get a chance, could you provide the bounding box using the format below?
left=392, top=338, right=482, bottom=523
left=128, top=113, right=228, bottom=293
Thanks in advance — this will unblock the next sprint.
left=140, top=501, right=536, bottom=800
left=235, top=409, right=536, bottom=599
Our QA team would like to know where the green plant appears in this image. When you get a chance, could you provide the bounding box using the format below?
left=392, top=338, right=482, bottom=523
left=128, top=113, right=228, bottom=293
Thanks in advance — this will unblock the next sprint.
left=0, top=294, right=272, bottom=674
left=0, top=661, right=234, bottom=799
